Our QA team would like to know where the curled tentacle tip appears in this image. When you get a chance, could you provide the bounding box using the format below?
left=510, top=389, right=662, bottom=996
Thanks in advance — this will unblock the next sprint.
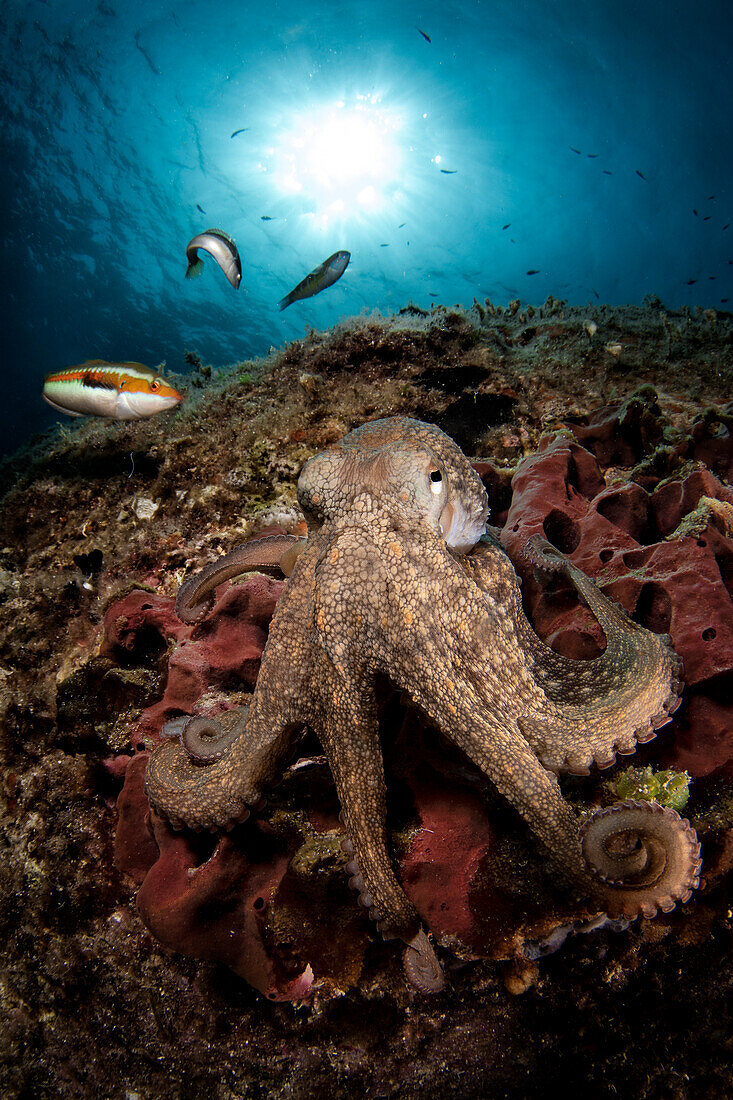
left=403, top=928, right=445, bottom=994
left=580, top=798, right=702, bottom=920
left=174, top=595, right=215, bottom=625
left=181, top=714, right=243, bottom=765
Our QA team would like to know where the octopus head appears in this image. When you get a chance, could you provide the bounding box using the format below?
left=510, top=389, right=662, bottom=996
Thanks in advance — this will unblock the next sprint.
left=297, top=417, right=489, bottom=554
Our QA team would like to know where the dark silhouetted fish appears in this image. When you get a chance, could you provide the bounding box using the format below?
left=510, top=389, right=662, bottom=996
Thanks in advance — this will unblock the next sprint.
left=440, top=169, right=457, bottom=174
left=261, top=215, right=274, bottom=220
left=185, top=228, right=242, bottom=289
left=569, top=147, right=582, bottom=154
left=526, top=269, right=540, bottom=275
left=686, top=279, right=697, bottom=285
left=502, top=223, right=510, bottom=230
left=587, top=153, right=598, bottom=158
left=704, top=216, right=711, bottom=221
left=380, top=243, right=389, bottom=247
left=603, top=170, right=613, bottom=175
left=197, top=204, right=206, bottom=214
left=636, top=170, right=648, bottom=180
left=278, top=250, right=350, bottom=310
left=417, top=28, right=431, bottom=42
left=231, top=128, right=249, bottom=138
left=693, top=209, right=699, bottom=216
left=398, top=223, right=406, bottom=228
left=723, top=224, right=730, bottom=230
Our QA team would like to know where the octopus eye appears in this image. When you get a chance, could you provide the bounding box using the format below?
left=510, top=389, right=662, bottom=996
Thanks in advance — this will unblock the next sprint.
left=429, top=469, right=443, bottom=495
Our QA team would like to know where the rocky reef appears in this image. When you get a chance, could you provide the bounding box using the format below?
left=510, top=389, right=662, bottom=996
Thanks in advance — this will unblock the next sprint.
left=1, top=299, right=732, bottom=1097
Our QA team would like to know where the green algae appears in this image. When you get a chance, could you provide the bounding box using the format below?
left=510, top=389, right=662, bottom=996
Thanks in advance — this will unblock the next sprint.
left=609, top=765, right=692, bottom=811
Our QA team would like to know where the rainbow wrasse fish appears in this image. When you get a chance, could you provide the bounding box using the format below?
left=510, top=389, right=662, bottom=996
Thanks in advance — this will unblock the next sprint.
left=185, top=228, right=242, bottom=289
left=43, top=360, right=182, bottom=420
left=278, top=250, right=350, bottom=311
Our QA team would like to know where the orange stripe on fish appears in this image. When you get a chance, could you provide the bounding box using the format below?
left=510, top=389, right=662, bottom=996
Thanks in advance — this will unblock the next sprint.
left=42, top=360, right=183, bottom=420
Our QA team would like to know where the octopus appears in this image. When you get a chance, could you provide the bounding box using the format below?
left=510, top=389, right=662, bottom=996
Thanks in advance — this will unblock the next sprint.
left=146, top=416, right=702, bottom=992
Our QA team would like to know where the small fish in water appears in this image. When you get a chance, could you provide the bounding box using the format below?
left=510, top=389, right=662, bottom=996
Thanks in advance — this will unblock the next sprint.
left=398, top=223, right=406, bottom=228
left=440, top=169, right=457, bottom=174
left=686, top=279, right=697, bottom=285
left=708, top=195, right=716, bottom=200
left=703, top=215, right=712, bottom=221
left=569, top=147, right=582, bottom=155
left=231, top=128, right=249, bottom=138
left=278, top=250, right=350, bottom=310
left=261, top=215, right=274, bottom=221
left=417, top=28, right=431, bottom=42
left=724, top=224, right=730, bottom=231
left=502, top=223, right=511, bottom=230
left=185, top=228, right=241, bottom=289
left=380, top=243, right=390, bottom=247
left=603, top=170, right=613, bottom=175
left=43, top=361, right=182, bottom=420
left=196, top=203, right=206, bottom=214
left=587, top=153, right=598, bottom=158
left=636, top=169, right=647, bottom=180
left=526, top=269, right=540, bottom=275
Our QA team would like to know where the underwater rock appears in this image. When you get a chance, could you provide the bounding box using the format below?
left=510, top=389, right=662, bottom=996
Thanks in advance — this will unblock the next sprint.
left=102, top=574, right=284, bottom=744
left=501, top=412, right=733, bottom=779
left=117, top=754, right=314, bottom=1001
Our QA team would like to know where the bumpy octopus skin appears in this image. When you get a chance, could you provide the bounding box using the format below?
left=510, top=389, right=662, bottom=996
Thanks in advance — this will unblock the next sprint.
left=146, top=416, right=702, bottom=992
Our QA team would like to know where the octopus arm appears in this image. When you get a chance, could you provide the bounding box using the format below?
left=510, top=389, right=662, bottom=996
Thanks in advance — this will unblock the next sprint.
left=394, top=644, right=700, bottom=919
left=311, top=532, right=445, bottom=990
left=175, top=534, right=308, bottom=623
left=146, top=545, right=319, bottom=830
left=579, top=799, right=702, bottom=919
left=468, top=536, right=683, bottom=775
left=145, top=704, right=304, bottom=831
left=378, top=539, right=700, bottom=918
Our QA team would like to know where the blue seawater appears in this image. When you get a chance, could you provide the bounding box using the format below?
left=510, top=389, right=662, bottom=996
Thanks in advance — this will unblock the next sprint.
left=1, top=0, right=731, bottom=455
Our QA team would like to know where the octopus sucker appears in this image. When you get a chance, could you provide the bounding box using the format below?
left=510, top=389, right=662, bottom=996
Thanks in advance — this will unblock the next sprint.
left=403, top=929, right=445, bottom=994
left=580, top=799, right=702, bottom=919
left=145, top=416, right=702, bottom=992
left=161, top=713, right=246, bottom=764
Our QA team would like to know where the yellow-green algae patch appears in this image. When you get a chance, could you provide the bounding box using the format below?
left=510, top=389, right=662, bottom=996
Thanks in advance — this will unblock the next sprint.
left=608, top=765, right=692, bottom=812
